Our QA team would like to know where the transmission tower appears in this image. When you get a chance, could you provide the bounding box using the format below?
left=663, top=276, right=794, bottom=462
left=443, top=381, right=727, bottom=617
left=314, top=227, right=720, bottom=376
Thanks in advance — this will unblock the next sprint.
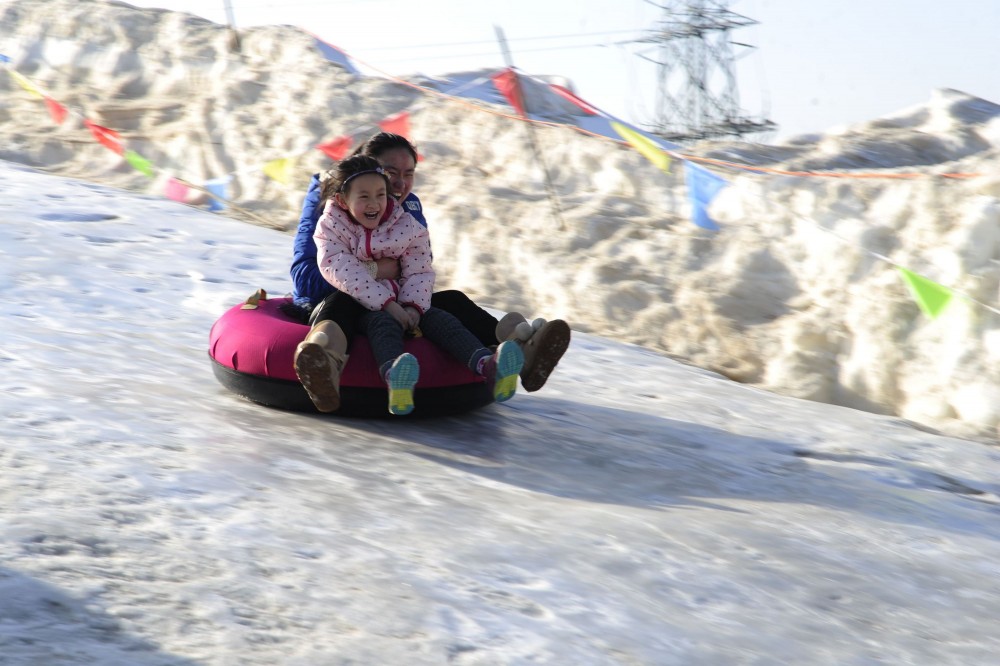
left=634, top=0, right=776, bottom=142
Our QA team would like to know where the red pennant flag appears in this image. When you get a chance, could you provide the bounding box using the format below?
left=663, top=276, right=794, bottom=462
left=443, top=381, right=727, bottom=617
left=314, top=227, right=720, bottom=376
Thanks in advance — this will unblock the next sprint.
left=549, top=84, right=599, bottom=116
left=44, top=97, right=68, bottom=125
left=316, top=135, right=353, bottom=161
left=83, top=119, right=124, bottom=155
left=378, top=111, right=410, bottom=138
left=491, top=68, right=527, bottom=117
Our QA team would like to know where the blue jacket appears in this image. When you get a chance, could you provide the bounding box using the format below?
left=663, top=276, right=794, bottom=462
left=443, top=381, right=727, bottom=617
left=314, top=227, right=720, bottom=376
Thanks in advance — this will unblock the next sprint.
left=290, top=173, right=426, bottom=307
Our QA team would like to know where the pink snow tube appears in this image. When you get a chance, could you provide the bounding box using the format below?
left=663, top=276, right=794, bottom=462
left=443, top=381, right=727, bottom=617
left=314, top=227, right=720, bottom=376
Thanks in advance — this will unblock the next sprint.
left=208, top=294, right=493, bottom=417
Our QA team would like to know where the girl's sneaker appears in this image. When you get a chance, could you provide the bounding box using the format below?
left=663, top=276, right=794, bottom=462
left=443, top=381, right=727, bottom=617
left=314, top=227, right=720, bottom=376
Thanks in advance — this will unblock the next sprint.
left=386, top=353, right=420, bottom=416
left=482, top=340, right=525, bottom=403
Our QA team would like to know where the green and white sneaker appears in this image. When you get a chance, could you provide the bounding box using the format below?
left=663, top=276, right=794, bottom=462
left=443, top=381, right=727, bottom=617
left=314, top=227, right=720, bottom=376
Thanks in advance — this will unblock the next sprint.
left=386, top=353, right=420, bottom=416
left=482, top=340, right=524, bottom=403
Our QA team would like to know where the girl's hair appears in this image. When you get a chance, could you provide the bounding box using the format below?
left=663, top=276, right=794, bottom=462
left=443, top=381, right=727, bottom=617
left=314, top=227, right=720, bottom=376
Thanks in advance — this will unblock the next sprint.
left=319, top=154, right=390, bottom=203
left=356, top=132, right=418, bottom=163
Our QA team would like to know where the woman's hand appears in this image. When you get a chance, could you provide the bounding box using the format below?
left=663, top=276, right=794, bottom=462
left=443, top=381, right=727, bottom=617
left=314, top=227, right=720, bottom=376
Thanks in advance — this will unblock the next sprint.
left=374, top=257, right=402, bottom=280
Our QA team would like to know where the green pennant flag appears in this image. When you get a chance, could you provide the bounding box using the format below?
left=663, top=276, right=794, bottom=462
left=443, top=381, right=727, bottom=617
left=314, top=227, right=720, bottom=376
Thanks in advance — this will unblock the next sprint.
left=897, top=266, right=953, bottom=319
left=124, top=149, right=154, bottom=178
left=611, top=121, right=671, bottom=173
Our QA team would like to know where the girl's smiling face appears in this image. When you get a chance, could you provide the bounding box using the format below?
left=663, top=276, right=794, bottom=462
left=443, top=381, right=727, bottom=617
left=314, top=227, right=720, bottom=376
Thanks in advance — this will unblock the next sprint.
left=336, top=173, right=387, bottom=230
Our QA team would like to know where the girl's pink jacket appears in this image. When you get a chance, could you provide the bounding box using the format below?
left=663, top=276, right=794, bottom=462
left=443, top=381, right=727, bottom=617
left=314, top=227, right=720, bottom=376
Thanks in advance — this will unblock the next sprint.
left=314, top=197, right=435, bottom=313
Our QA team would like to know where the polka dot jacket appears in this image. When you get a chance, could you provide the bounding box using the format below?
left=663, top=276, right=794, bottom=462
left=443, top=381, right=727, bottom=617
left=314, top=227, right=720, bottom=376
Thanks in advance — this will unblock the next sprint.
left=314, top=197, right=435, bottom=313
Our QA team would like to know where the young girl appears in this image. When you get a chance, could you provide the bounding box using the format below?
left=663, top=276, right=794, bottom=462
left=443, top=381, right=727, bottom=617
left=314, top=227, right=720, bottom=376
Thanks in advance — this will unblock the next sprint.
left=295, top=154, right=524, bottom=416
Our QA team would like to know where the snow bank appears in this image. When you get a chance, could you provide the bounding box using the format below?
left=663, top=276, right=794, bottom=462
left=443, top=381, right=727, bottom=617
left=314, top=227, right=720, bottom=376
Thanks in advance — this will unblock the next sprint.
left=2, top=0, right=998, bottom=441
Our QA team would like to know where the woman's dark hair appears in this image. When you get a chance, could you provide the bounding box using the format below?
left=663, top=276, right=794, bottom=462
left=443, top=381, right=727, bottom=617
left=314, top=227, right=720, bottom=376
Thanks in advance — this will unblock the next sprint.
left=355, top=132, right=418, bottom=163
left=319, top=154, right=389, bottom=203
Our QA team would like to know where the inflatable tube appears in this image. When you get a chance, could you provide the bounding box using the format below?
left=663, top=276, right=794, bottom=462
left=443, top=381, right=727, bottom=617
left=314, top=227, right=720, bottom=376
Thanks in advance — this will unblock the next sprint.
left=209, top=295, right=493, bottom=418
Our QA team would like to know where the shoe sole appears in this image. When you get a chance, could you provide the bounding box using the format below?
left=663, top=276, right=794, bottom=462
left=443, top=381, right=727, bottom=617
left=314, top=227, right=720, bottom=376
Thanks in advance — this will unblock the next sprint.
left=294, top=343, right=341, bottom=413
left=520, top=319, right=570, bottom=392
left=387, top=353, right=420, bottom=416
left=492, top=341, right=524, bottom=403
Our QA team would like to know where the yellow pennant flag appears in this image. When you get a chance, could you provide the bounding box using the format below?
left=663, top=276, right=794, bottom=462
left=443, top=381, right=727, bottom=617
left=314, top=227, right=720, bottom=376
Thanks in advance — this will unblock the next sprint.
left=897, top=266, right=953, bottom=319
left=611, top=121, right=671, bottom=173
left=9, top=70, right=43, bottom=98
left=263, top=157, right=294, bottom=184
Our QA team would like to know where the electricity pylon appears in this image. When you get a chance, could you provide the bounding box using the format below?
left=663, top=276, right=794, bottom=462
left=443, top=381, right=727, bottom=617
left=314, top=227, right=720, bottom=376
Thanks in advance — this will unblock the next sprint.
left=634, top=0, right=776, bottom=141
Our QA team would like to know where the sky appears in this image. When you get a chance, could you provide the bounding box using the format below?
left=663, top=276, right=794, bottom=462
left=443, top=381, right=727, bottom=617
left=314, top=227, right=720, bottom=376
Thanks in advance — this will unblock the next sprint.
left=3, top=158, right=1000, bottom=663
left=119, top=0, right=1000, bottom=140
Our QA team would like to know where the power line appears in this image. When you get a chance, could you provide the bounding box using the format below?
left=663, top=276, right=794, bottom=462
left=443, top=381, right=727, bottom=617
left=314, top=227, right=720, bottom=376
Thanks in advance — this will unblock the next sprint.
left=369, top=41, right=621, bottom=64
left=361, top=28, right=650, bottom=52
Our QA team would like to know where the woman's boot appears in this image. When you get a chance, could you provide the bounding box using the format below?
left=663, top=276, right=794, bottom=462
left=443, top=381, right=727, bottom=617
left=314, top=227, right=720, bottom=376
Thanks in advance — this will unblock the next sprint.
left=294, top=321, right=348, bottom=412
left=495, top=312, right=571, bottom=392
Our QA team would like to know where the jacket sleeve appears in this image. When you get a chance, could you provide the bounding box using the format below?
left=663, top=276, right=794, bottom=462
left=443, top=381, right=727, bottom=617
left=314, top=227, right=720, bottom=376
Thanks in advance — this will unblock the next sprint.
left=396, top=218, right=435, bottom=313
left=290, top=174, right=335, bottom=306
left=314, top=211, right=395, bottom=312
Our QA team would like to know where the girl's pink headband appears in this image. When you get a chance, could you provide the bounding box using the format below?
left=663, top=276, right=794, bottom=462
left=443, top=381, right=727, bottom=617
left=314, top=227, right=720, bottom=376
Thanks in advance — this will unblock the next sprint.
left=340, top=167, right=386, bottom=192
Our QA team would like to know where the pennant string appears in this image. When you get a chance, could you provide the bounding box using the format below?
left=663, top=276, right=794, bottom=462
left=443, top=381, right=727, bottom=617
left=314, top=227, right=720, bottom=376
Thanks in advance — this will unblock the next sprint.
left=3, top=47, right=999, bottom=327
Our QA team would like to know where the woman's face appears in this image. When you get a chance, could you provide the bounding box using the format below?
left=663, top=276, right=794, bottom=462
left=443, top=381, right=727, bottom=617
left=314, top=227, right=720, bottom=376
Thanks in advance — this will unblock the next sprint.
left=376, top=147, right=416, bottom=202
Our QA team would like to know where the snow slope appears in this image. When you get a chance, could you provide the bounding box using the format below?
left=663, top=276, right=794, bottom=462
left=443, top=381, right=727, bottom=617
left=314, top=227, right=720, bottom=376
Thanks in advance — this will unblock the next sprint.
left=2, top=161, right=1000, bottom=664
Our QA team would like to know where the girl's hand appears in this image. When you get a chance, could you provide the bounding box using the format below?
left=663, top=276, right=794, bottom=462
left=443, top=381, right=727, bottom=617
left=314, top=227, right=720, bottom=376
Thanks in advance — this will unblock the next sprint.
left=383, top=301, right=410, bottom=329
left=403, top=306, right=421, bottom=329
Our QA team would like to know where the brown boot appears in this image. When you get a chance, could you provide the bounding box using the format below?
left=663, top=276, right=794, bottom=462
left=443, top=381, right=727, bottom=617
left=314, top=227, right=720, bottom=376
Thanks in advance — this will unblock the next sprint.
left=496, top=313, right=571, bottom=392
left=294, top=321, right=348, bottom=413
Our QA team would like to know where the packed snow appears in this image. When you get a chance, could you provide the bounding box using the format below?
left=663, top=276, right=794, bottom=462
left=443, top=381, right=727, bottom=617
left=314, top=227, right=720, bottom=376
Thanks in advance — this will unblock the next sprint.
left=3, top=147, right=1000, bottom=665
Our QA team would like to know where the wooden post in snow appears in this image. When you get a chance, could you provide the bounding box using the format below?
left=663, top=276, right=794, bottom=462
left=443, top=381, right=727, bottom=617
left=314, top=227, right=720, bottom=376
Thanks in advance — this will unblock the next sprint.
left=494, top=25, right=565, bottom=231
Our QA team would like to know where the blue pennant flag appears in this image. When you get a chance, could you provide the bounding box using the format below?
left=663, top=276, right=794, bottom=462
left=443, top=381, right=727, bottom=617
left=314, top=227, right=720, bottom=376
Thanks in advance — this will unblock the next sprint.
left=685, top=162, right=728, bottom=231
left=204, top=176, right=232, bottom=212
left=0, top=54, right=10, bottom=63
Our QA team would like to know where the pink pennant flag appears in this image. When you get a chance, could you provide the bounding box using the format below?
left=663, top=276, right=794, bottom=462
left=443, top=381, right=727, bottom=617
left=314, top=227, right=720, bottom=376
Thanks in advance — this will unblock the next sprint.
left=549, top=84, right=599, bottom=116
left=316, top=135, right=353, bottom=161
left=165, top=177, right=190, bottom=203
left=491, top=68, right=526, bottom=117
left=44, top=97, right=68, bottom=125
left=83, top=119, right=124, bottom=155
left=378, top=111, right=411, bottom=138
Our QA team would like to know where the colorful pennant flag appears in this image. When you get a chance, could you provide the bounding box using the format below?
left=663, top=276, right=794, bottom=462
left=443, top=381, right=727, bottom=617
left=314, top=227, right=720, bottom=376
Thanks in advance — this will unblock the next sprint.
left=83, top=119, right=125, bottom=155
left=262, top=157, right=294, bottom=184
left=44, top=97, right=68, bottom=125
left=204, top=176, right=232, bottom=211
left=685, top=162, right=728, bottom=231
left=378, top=111, right=411, bottom=138
left=316, top=135, right=353, bottom=161
left=550, top=84, right=599, bottom=116
left=9, top=70, right=43, bottom=98
left=897, top=267, right=954, bottom=319
left=491, top=68, right=527, bottom=117
left=611, top=121, right=671, bottom=173
left=124, top=149, right=154, bottom=178
left=165, top=178, right=190, bottom=203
